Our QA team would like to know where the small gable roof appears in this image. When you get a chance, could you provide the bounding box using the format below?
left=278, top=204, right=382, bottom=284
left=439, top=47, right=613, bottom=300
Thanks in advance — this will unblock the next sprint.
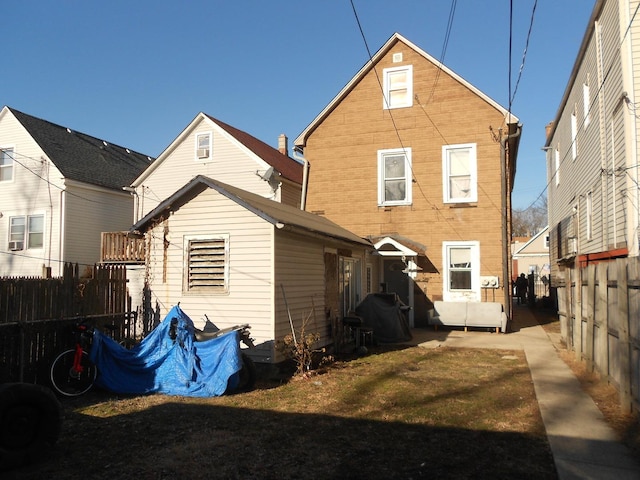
left=134, top=113, right=303, bottom=186
left=7, top=107, right=153, bottom=190
left=130, top=175, right=371, bottom=248
left=294, top=32, right=519, bottom=148
left=513, top=226, right=549, bottom=256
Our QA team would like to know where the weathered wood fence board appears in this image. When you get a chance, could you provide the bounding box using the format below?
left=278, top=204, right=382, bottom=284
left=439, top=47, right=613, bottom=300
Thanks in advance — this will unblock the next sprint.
left=556, top=256, right=640, bottom=413
left=0, top=263, right=136, bottom=385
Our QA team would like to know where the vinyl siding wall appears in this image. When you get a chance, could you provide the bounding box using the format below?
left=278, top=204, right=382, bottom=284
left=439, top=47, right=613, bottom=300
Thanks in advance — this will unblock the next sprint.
left=136, top=118, right=279, bottom=218
left=626, top=0, right=640, bottom=256
left=273, top=232, right=328, bottom=360
left=144, top=188, right=275, bottom=362
left=0, top=112, right=64, bottom=277
left=63, top=183, right=135, bottom=276
left=548, top=0, right=636, bottom=283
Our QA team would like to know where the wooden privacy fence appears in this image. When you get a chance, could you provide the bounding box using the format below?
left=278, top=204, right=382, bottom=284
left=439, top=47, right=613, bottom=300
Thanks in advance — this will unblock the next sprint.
left=556, top=257, right=640, bottom=413
left=0, top=263, right=137, bottom=385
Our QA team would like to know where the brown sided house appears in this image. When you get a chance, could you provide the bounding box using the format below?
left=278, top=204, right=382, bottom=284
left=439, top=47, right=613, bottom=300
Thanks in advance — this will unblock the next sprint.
left=294, top=33, right=522, bottom=329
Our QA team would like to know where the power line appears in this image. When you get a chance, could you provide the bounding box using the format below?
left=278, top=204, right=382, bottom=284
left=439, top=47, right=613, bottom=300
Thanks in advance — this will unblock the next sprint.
left=1, top=147, right=130, bottom=206
left=427, top=0, right=458, bottom=104
left=510, top=0, right=538, bottom=106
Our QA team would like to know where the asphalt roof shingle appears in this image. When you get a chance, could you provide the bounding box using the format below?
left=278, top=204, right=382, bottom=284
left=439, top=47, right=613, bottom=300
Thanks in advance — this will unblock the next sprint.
left=10, top=107, right=153, bottom=190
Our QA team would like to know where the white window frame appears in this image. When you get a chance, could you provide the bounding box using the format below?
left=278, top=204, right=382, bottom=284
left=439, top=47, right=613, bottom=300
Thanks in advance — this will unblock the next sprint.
left=195, top=132, right=212, bottom=161
left=183, top=234, right=229, bottom=294
left=382, top=65, right=413, bottom=109
left=9, top=214, right=44, bottom=250
left=442, top=241, right=480, bottom=301
left=583, top=79, right=590, bottom=128
left=571, top=106, right=578, bottom=161
left=339, top=256, right=362, bottom=316
left=0, top=147, right=15, bottom=182
left=378, top=148, right=412, bottom=206
left=554, top=145, right=560, bottom=187
left=586, top=191, right=592, bottom=240
left=442, top=143, right=477, bottom=203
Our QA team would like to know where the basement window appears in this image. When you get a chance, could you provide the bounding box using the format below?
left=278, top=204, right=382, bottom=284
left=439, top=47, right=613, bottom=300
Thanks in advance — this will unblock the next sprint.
left=184, top=235, right=229, bottom=293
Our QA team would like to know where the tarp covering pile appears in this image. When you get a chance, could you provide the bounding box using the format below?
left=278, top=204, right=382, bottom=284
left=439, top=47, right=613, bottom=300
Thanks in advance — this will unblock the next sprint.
left=89, top=305, right=242, bottom=397
left=355, top=293, right=413, bottom=343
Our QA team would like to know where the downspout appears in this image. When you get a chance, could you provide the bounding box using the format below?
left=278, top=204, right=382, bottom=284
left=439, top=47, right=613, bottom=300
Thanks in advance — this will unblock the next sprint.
left=501, top=123, right=522, bottom=323
left=293, top=147, right=309, bottom=211
left=58, top=189, right=66, bottom=277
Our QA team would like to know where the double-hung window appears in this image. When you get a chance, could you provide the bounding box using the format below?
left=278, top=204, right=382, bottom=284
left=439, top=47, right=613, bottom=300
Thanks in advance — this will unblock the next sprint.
left=383, top=65, right=413, bottom=109
left=583, top=79, right=590, bottom=128
left=1, top=147, right=14, bottom=182
left=554, top=145, right=560, bottom=187
left=184, top=234, right=229, bottom=293
left=442, top=143, right=477, bottom=203
left=195, top=132, right=212, bottom=161
left=9, top=214, right=44, bottom=250
left=571, top=106, right=578, bottom=161
left=378, top=148, right=412, bottom=206
left=442, top=241, right=480, bottom=301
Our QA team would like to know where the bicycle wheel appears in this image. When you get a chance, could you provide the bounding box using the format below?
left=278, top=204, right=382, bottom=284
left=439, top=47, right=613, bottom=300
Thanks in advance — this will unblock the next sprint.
left=50, top=349, right=97, bottom=397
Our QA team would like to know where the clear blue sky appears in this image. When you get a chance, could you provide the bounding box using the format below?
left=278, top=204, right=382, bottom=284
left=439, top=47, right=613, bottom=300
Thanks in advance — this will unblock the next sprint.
left=4, top=1, right=595, bottom=210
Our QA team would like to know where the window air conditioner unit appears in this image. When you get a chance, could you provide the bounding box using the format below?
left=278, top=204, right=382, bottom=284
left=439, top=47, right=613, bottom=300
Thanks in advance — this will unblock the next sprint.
left=197, top=148, right=209, bottom=159
left=9, top=241, right=24, bottom=251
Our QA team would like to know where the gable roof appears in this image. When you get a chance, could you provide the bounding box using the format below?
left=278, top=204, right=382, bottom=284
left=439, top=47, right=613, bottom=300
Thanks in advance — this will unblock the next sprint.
left=130, top=175, right=370, bottom=247
left=294, top=32, right=519, bottom=148
left=513, top=226, right=550, bottom=256
left=133, top=112, right=303, bottom=186
left=6, top=106, right=153, bottom=190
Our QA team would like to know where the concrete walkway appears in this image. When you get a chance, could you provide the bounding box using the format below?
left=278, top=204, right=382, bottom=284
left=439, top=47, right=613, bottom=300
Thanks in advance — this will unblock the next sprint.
left=408, top=305, right=640, bottom=480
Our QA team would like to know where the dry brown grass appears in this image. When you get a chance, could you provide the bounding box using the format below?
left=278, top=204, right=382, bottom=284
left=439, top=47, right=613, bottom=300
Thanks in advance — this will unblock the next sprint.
left=7, top=346, right=556, bottom=480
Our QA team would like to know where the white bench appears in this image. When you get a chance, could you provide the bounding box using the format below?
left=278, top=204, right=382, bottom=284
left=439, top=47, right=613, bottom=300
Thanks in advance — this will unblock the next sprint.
left=428, top=301, right=507, bottom=333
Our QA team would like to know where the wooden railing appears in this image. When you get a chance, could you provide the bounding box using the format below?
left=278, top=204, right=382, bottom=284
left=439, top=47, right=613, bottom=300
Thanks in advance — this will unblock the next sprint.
left=101, top=231, right=145, bottom=263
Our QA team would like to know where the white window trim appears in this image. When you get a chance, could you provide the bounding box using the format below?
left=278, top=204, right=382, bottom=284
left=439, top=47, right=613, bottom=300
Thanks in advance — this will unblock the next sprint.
left=8, top=213, right=45, bottom=250
left=583, top=81, right=590, bottom=128
left=183, top=233, right=229, bottom=294
left=0, top=146, right=15, bottom=183
left=377, top=147, right=412, bottom=206
left=442, top=143, right=477, bottom=203
left=382, top=65, right=413, bottom=109
left=586, top=191, right=592, bottom=240
left=442, top=241, right=480, bottom=302
left=195, top=132, right=213, bottom=161
left=554, top=145, right=560, bottom=187
left=571, top=107, right=578, bottom=161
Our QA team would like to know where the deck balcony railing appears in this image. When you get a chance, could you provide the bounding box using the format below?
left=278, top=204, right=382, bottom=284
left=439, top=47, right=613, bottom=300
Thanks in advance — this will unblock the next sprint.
left=101, top=231, right=146, bottom=263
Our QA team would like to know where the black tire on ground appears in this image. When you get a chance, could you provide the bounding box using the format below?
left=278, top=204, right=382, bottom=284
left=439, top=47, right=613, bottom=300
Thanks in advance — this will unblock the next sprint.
left=235, top=353, right=257, bottom=392
left=0, top=383, right=62, bottom=472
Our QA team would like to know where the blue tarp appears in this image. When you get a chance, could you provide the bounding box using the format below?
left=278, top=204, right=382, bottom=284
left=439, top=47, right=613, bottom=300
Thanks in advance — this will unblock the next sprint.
left=89, top=305, right=242, bottom=397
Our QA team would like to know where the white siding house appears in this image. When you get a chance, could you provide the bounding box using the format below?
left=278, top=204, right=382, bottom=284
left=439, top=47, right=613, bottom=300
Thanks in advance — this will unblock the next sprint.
left=0, top=106, right=151, bottom=277
left=130, top=175, right=372, bottom=363
left=545, top=0, right=640, bottom=282
left=130, top=112, right=304, bottom=221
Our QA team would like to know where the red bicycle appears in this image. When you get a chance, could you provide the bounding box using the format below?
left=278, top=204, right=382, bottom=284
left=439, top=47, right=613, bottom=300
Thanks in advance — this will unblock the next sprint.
left=49, top=320, right=97, bottom=397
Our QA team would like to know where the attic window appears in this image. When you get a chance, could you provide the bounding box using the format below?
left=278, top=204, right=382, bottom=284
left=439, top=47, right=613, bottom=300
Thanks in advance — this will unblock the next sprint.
left=185, top=235, right=229, bottom=293
left=1, top=147, right=14, bottom=182
left=196, top=132, right=212, bottom=161
left=383, top=65, right=413, bottom=109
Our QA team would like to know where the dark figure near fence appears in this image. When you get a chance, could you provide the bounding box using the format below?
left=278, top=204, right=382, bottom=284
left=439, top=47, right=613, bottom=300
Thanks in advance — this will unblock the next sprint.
left=515, top=273, right=528, bottom=305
